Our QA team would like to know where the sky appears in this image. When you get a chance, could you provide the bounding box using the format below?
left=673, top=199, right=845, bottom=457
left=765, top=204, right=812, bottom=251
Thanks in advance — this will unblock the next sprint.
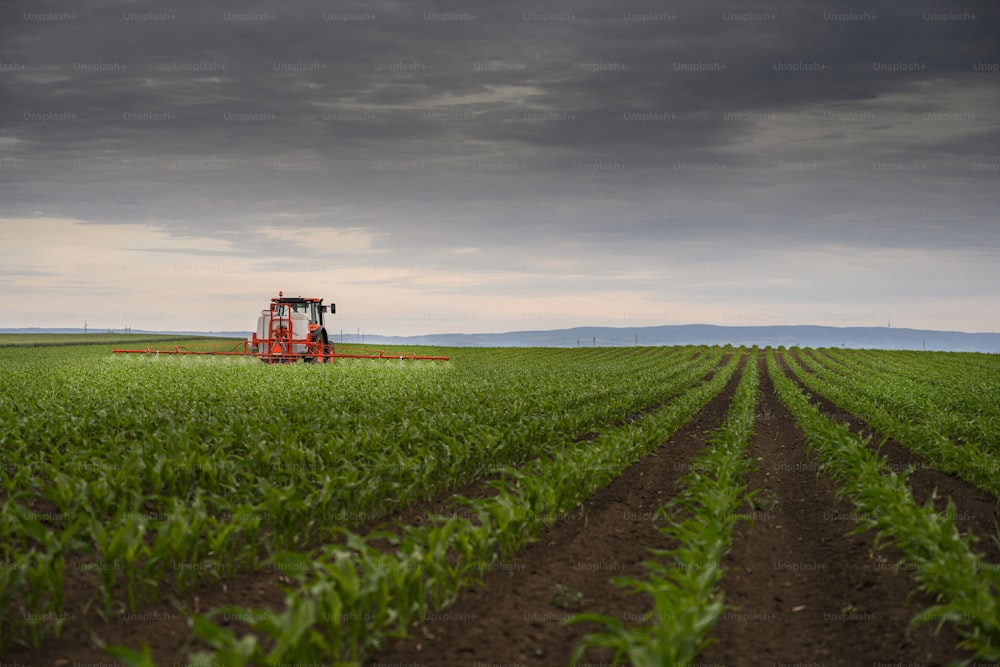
left=1, top=0, right=998, bottom=336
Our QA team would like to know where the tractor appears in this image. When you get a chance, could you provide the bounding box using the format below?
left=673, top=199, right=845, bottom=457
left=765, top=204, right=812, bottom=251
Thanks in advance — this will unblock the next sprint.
left=113, top=291, right=448, bottom=362
left=251, top=292, right=333, bottom=362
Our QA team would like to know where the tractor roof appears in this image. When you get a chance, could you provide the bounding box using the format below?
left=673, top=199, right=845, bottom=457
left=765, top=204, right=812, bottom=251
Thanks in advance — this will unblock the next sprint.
left=271, top=295, right=323, bottom=304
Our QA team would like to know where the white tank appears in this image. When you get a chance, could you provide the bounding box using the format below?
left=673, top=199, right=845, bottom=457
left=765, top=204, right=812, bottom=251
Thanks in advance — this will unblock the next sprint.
left=256, top=309, right=311, bottom=354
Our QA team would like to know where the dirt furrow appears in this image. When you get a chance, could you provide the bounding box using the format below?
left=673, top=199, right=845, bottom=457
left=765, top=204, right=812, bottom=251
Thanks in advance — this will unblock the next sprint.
left=788, top=348, right=1000, bottom=564
left=702, top=356, right=968, bottom=666
left=368, top=357, right=745, bottom=666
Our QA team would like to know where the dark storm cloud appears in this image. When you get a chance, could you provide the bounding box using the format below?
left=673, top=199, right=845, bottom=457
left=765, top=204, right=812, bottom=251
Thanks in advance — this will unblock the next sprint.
left=1, top=0, right=998, bottom=332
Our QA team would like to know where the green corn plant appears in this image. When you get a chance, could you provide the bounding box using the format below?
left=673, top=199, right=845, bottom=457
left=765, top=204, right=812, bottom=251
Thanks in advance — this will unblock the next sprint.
left=186, top=613, right=266, bottom=667
left=153, top=494, right=215, bottom=592
left=192, top=536, right=424, bottom=665
left=412, top=517, right=481, bottom=611
left=13, top=545, right=67, bottom=648
left=1, top=505, right=90, bottom=649
left=42, top=472, right=81, bottom=515
left=88, top=511, right=153, bottom=614
left=0, top=552, right=29, bottom=651
left=95, top=637, right=158, bottom=667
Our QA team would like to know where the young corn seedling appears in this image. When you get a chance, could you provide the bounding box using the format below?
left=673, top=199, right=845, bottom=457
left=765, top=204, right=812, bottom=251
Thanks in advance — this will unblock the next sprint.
left=89, top=510, right=154, bottom=614
left=153, top=495, right=215, bottom=593
left=26, top=541, right=70, bottom=646
left=0, top=553, right=31, bottom=650
left=410, top=517, right=479, bottom=612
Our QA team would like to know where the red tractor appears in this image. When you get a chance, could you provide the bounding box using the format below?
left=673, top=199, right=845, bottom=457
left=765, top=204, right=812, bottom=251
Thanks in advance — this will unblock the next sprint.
left=114, top=291, right=448, bottom=363
left=251, top=292, right=333, bottom=363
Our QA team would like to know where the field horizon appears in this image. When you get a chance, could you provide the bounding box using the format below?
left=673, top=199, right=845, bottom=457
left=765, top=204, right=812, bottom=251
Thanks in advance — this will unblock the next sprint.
left=3, top=321, right=999, bottom=353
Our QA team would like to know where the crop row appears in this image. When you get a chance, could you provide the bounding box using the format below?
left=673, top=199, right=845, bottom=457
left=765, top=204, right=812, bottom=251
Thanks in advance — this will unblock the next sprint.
left=769, top=350, right=1000, bottom=663
left=830, top=347, right=1000, bottom=386
left=1, top=346, right=712, bottom=506
left=0, top=344, right=724, bottom=650
left=785, top=349, right=1000, bottom=497
left=571, top=348, right=759, bottom=666
left=817, top=348, right=1000, bottom=450
left=128, top=352, right=745, bottom=665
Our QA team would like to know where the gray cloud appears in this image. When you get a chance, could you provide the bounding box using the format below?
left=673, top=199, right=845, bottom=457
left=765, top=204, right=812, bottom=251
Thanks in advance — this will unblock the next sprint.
left=1, top=0, right=998, bottom=332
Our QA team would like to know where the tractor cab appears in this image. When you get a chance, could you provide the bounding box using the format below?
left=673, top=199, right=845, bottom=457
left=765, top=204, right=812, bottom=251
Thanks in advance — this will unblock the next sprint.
left=271, top=295, right=334, bottom=329
left=269, top=293, right=334, bottom=344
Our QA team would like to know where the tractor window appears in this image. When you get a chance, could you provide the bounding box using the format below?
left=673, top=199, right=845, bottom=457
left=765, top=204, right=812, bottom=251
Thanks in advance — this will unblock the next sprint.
left=274, top=302, right=320, bottom=323
left=283, top=302, right=319, bottom=323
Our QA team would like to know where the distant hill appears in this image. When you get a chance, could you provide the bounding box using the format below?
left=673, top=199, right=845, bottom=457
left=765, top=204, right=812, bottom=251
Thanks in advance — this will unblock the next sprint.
left=3, top=325, right=998, bottom=353
left=344, top=324, right=1000, bottom=353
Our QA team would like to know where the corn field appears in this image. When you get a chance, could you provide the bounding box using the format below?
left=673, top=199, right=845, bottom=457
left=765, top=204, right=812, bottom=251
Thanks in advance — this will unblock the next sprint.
left=0, top=338, right=998, bottom=665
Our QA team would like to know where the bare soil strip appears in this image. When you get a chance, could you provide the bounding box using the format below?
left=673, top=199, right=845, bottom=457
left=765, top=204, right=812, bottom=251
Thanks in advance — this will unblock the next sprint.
left=368, top=358, right=745, bottom=666
left=702, top=356, right=969, bottom=666
left=789, top=349, right=1000, bottom=564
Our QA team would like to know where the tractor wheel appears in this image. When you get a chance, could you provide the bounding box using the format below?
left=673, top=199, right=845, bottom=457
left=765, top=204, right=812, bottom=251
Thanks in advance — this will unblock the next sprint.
left=305, top=329, right=328, bottom=363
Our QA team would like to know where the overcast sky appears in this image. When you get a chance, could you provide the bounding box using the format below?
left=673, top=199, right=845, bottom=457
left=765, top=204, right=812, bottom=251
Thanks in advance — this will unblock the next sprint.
left=2, top=0, right=998, bottom=335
